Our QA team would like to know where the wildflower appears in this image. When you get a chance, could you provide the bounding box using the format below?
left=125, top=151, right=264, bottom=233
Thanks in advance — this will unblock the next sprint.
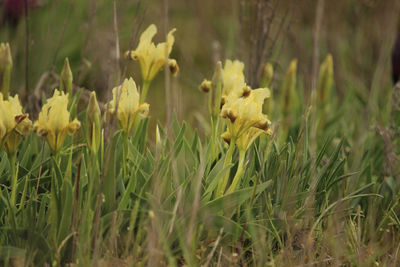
left=85, top=91, right=101, bottom=154
left=60, top=57, right=73, bottom=97
left=216, top=63, right=272, bottom=197
left=199, top=79, right=212, bottom=93
left=107, top=78, right=149, bottom=134
left=0, top=43, right=12, bottom=98
left=260, top=63, right=274, bottom=115
left=168, top=59, right=179, bottom=76
left=0, top=93, right=32, bottom=154
left=221, top=88, right=271, bottom=151
left=34, top=89, right=81, bottom=153
left=221, top=59, right=246, bottom=102
left=281, top=59, right=299, bottom=116
left=125, top=24, right=177, bottom=83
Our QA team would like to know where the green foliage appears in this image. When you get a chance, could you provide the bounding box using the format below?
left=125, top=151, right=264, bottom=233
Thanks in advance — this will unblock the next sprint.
left=0, top=60, right=398, bottom=265
left=0, top=2, right=399, bottom=264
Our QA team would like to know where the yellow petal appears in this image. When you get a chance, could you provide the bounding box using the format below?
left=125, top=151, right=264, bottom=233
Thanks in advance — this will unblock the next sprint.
left=15, top=115, right=32, bottom=136
left=137, top=103, right=150, bottom=119
left=126, top=25, right=177, bottom=82
left=222, top=59, right=246, bottom=100
left=138, top=24, right=157, bottom=47
left=108, top=77, right=148, bottom=133
left=168, top=59, right=179, bottom=76
left=34, top=89, right=79, bottom=152
left=67, top=118, right=81, bottom=135
left=221, top=131, right=231, bottom=145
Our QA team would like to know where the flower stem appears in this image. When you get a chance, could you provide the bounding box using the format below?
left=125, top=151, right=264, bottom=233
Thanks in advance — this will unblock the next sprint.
left=140, top=80, right=151, bottom=104
left=226, top=150, right=246, bottom=194
left=9, top=153, right=17, bottom=207
left=50, top=153, right=60, bottom=242
left=122, top=131, right=129, bottom=180
left=210, top=115, right=220, bottom=162
left=215, top=139, right=236, bottom=198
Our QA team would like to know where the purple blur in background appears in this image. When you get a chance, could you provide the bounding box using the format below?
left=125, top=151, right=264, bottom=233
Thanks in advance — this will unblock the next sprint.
left=2, top=0, right=38, bottom=25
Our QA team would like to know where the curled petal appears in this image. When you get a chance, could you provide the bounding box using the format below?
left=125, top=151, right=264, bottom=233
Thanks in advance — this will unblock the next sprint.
left=221, top=108, right=237, bottom=123
left=126, top=50, right=139, bottom=61
left=126, top=25, right=177, bottom=82
left=15, top=117, right=32, bottom=136
left=220, top=96, right=226, bottom=109
left=34, top=122, right=48, bottom=137
left=240, top=86, right=251, bottom=98
left=221, top=131, right=231, bottom=145
left=137, top=103, right=150, bottom=119
left=249, top=88, right=270, bottom=106
left=168, top=59, right=179, bottom=76
left=14, top=114, right=27, bottom=124
left=199, top=79, right=212, bottom=93
left=67, top=118, right=81, bottom=135
left=254, top=116, right=271, bottom=131
left=166, top=28, right=176, bottom=52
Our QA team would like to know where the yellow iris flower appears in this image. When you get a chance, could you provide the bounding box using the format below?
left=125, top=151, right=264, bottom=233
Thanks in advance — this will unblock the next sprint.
left=221, top=88, right=271, bottom=151
left=126, top=24, right=177, bottom=82
left=221, top=60, right=246, bottom=105
left=34, top=89, right=81, bottom=153
left=107, top=78, right=149, bottom=133
left=0, top=93, right=32, bottom=154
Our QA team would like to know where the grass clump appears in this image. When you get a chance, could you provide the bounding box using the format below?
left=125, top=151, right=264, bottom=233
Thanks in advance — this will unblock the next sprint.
left=0, top=20, right=398, bottom=267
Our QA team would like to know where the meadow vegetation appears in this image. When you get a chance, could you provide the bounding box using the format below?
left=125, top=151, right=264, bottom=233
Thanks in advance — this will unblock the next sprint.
left=0, top=0, right=400, bottom=266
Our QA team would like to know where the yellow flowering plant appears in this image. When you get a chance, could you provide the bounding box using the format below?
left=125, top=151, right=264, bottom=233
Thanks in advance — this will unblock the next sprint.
left=221, top=59, right=246, bottom=106
left=107, top=78, right=150, bottom=179
left=216, top=87, right=271, bottom=196
left=0, top=93, right=32, bottom=154
left=85, top=91, right=102, bottom=155
left=60, top=57, right=73, bottom=98
left=221, top=88, right=271, bottom=145
left=0, top=93, right=32, bottom=206
left=34, top=89, right=81, bottom=153
left=200, top=59, right=272, bottom=181
left=198, top=62, right=224, bottom=162
left=107, top=78, right=149, bottom=134
left=125, top=24, right=178, bottom=103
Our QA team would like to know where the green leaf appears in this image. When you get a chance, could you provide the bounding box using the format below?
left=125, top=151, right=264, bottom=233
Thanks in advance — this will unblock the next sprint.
left=203, top=181, right=272, bottom=213
left=57, top=179, right=74, bottom=243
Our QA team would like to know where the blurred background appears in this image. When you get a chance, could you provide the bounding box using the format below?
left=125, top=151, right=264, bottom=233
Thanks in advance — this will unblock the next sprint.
left=1, top=0, right=399, bottom=129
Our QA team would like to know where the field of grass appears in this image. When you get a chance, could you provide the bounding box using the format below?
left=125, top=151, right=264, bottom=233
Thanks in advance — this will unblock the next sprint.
left=0, top=0, right=400, bottom=266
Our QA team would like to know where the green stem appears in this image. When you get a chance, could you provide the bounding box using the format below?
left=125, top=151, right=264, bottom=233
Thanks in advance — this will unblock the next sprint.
left=208, top=85, right=213, bottom=116
left=9, top=153, right=17, bottom=207
left=216, top=139, right=236, bottom=198
left=210, top=115, right=219, bottom=162
left=226, top=150, right=246, bottom=194
left=50, top=153, right=60, bottom=242
left=122, top=131, right=129, bottom=181
left=140, top=80, right=151, bottom=104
